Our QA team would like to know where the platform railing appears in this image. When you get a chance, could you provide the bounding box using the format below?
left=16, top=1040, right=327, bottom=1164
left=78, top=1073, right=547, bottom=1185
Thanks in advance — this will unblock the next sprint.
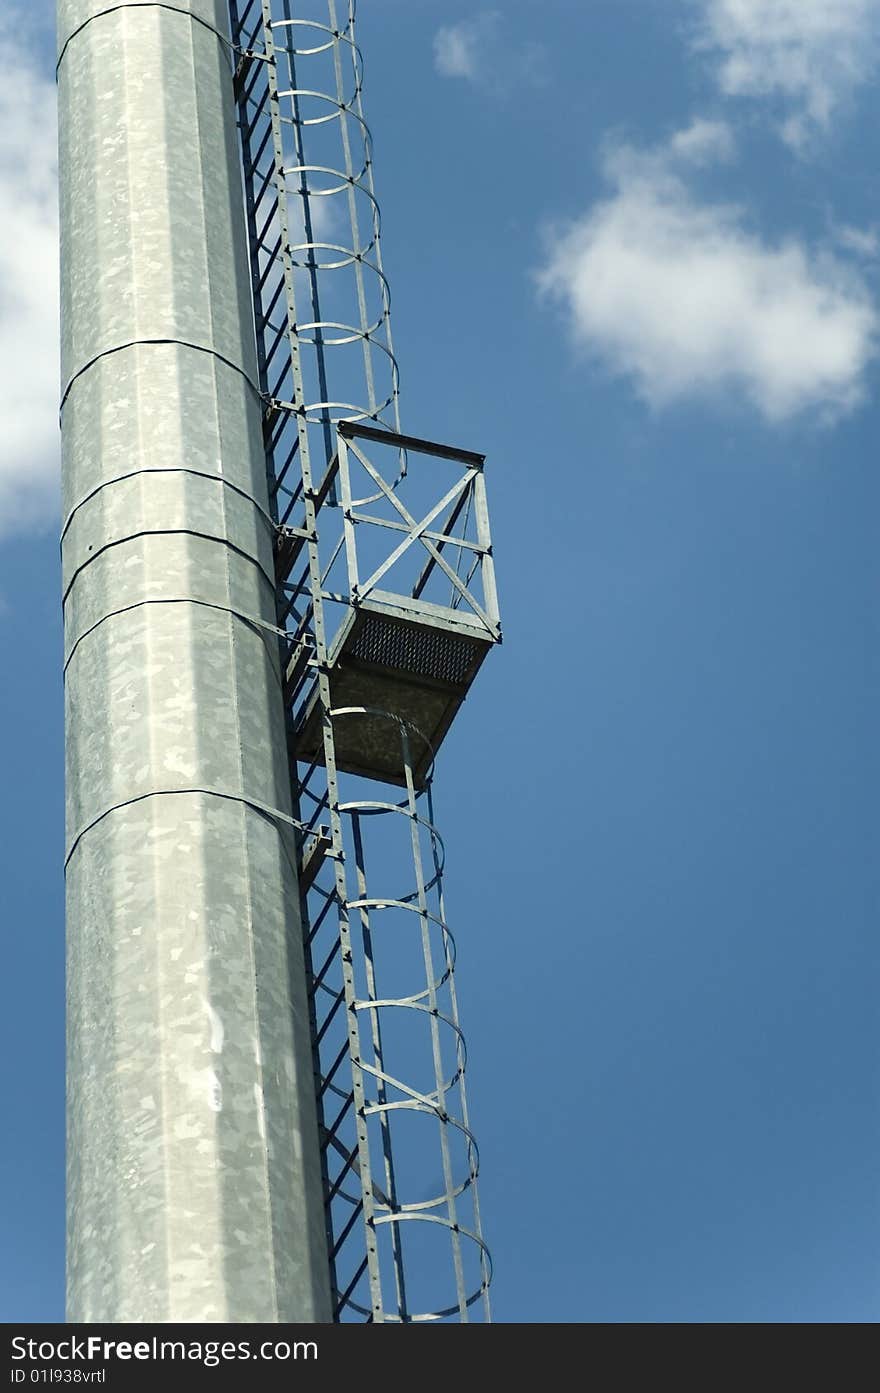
left=337, top=423, right=501, bottom=642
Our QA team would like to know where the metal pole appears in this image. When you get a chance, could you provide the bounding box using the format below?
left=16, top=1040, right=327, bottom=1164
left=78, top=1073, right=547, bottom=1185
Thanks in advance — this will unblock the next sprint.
left=58, top=0, right=332, bottom=1321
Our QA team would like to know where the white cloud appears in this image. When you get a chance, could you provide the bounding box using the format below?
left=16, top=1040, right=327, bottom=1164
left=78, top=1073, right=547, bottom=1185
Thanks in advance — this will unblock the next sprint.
left=536, top=128, right=878, bottom=422
left=433, top=10, right=546, bottom=91
left=434, top=12, right=499, bottom=81
left=698, top=0, right=880, bottom=146
left=668, top=118, right=736, bottom=166
left=835, top=224, right=880, bottom=259
left=0, top=24, right=59, bottom=538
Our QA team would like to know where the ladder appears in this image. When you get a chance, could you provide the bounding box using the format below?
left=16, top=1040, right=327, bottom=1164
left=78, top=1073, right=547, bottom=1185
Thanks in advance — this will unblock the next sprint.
left=229, top=0, right=498, bottom=1322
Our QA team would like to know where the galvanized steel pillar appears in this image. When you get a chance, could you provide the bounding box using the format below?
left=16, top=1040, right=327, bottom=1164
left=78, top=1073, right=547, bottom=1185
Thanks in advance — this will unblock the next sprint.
left=58, top=0, right=332, bottom=1321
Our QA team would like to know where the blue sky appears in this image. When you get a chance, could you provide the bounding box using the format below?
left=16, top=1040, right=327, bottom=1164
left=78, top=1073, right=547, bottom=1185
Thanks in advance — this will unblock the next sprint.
left=1, top=0, right=878, bottom=1322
